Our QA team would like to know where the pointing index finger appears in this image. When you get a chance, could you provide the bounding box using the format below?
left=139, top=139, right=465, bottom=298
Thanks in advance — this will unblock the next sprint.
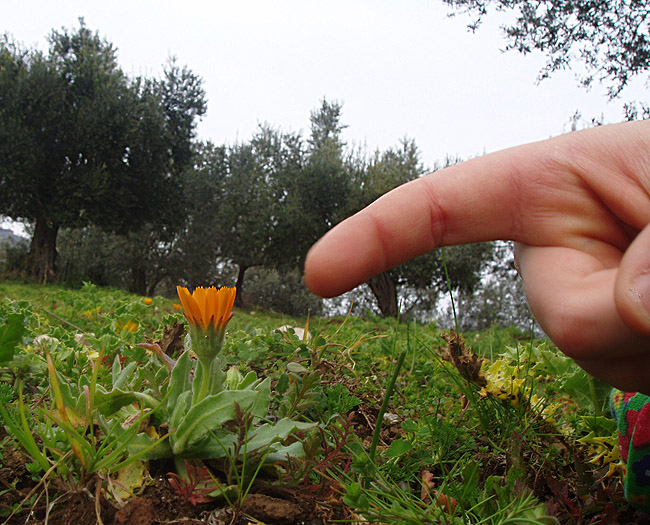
left=303, top=145, right=528, bottom=298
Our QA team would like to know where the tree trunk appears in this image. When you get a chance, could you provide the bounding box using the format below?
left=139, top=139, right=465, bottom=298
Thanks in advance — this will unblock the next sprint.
left=146, top=274, right=166, bottom=297
left=130, top=266, right=147, bottom=296
left=28, top=217, right=59, bottom=284
left=234, top=264, right=248, bottom=307
left=367, top=271, right=399, bottom=318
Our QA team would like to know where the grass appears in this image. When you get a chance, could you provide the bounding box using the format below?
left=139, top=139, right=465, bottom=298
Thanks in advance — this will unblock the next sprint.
left=0, top=279, right=637, bottom=524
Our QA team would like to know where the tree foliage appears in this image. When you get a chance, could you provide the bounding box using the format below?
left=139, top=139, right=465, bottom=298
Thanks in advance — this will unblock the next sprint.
left=0, top=21, right=205, bottom=284
left=297, top=99, right=353, bottom=243
left=172, top=127, right=307, bottom=305
left=443, top=0, right=650, bottom=98
left=173, top=101, right=353, bottom=307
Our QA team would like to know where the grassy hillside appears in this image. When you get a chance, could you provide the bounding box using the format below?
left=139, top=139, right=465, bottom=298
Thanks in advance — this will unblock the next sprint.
left=0, top=280, right=639, bottom=523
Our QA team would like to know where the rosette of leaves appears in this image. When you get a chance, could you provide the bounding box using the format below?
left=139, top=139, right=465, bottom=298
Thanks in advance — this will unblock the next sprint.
left=127, top=286, right=314, bottom=481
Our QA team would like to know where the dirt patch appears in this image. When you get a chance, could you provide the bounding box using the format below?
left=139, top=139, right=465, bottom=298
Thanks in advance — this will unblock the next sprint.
left=0, top=458, right=339, bottom=525
left=241, top=493, right=302, bottom=523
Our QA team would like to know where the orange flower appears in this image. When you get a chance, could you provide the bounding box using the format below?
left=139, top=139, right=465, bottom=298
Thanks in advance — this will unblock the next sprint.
left=173, top=303, right=181, bottom=310
left=144, top=297, right=153, bottom=305
left=176, top=286, right=236, bottom=332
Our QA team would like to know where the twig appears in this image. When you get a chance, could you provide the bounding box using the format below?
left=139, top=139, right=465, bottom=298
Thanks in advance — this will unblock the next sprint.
left=40, top=308, right=87, bottom=333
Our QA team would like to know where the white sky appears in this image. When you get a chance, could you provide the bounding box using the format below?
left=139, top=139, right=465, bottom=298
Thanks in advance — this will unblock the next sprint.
left=1, top=0, right=647, bottom=172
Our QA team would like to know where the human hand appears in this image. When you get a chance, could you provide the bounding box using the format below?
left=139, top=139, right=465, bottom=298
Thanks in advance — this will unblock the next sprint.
left=304, top=120, right=650, bottom=394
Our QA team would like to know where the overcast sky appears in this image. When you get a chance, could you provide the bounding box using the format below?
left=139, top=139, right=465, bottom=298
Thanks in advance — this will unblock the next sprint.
left=2, top=0, right=647, bottom=172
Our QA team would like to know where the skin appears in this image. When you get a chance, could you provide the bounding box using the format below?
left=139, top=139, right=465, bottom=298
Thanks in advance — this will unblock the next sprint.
left=304, top=120, right=650, bottom=394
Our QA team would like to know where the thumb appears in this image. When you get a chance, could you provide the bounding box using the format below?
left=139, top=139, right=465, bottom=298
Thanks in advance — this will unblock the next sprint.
left=616, top=223, right=650, bottom=337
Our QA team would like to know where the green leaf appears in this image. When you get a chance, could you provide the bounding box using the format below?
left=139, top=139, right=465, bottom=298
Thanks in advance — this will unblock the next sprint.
left=172, top=390, right=258, bottom=454
left=169, top=390, right=192, bottom=429
left=93, top=388, right=158, bottom=417
left=126, top=432, right=173, bottom=461
left=173, top=431, right=239, bottom=460
left=401, top=420, right=419, bottom=433
left=276, top=373, right=289, bottom=395
left=0, top=313, right=24, bottom=363
left=0, top=400, right=50, bottom=473
left=266, top=441, right=308, bottom=462
left=94, top=388, right=138, bottom=416
left=250, top=376, right=271, bottom=420
left=287, top=362, right=309, bottom=374
left=113, top=360, right=137, bottom=390
left=238, top=370, right=258, bottom=389
left=179, top=420, right=314, bottom=461
left=112, top=355, right=121, bottom=387
left=343, top=481, right=369, bottom=511
left=385, top=439, right=412, bottom=458
left=245, top=418, right=315, bottom=454
left=168, top=351, right=192, bottom=409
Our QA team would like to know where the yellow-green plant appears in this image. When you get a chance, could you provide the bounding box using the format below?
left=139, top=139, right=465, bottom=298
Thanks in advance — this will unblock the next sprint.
left=0, top=341, right=166, bottom=518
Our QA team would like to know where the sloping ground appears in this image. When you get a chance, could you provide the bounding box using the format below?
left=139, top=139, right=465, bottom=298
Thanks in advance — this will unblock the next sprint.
left=1, top=281, right=649, bottom=524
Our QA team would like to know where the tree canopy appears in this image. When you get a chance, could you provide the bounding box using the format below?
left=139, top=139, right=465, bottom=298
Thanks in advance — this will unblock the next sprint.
left=178, top=110, right=353, bottom=306
left=0, top=21, right=205, bottom=283
left=443, top=0, right=650, bottom=98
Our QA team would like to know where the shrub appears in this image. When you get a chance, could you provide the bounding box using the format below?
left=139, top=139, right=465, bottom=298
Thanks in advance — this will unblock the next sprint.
left=244, top=267, right=322, bottom=316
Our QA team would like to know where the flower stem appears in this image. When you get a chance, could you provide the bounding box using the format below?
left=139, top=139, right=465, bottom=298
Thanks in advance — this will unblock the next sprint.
left=194, top=359, right=211, bottom=404
left=193, top=357, right=224, bottom=404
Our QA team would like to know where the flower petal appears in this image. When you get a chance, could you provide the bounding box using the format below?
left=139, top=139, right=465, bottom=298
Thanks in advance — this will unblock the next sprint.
left=177, top=285, right=236, bottom=332
left=177, top=286, right=202, bottom=326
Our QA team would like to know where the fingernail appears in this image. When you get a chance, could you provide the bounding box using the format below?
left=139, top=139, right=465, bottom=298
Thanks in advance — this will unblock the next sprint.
left=631, top=273, right=650, bottom=316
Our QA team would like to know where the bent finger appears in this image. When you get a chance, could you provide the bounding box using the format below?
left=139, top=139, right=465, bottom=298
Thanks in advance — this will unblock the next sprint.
left=616, top=223, right=650, bottom=336
left=514, top=243, right=649, bottom=361
left=304, top=140, right=547, bottom=297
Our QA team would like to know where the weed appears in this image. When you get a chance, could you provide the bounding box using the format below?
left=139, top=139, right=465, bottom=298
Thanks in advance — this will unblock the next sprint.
left=167, top=461, right=218, bottom=506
